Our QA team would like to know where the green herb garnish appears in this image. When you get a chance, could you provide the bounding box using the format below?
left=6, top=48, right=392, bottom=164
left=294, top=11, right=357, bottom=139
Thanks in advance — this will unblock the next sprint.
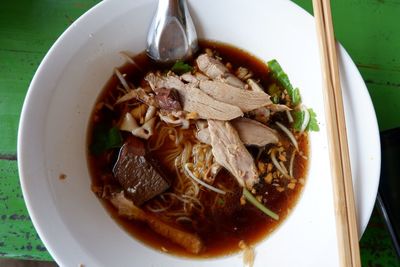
left=171, top=60, right=193, bottom=75
left=307, top=108, right=319, bottom=131
left=267, top=59, right=301, bottom=106
left=90, top=125, right=123, bottom=155
left=293, top=108, right=320, bottom=132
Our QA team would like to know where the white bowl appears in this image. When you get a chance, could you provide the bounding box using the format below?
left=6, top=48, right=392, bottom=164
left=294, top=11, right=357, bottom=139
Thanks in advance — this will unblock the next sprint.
left=18, top=0, right=380, bottom=266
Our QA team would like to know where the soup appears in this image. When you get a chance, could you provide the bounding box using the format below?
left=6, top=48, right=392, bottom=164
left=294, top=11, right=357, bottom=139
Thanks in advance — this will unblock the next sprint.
left=87, top=41, right=315, bottom=257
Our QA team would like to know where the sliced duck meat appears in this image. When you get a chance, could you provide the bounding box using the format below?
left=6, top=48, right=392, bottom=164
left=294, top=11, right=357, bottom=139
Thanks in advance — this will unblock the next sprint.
left=154, top=88, right=182, bottom=111
left=110, top=192, right=203, bottom=254
left=196, top=54, right=245, bottom=88
left=115, top=87, right=158, bottom=107
left=182, top=85, right=243, bottom=120
left=231, top=117, right=279, bottom=146
left=195, top=118, right=278, bottom=147
left=145, top=73, right=243, bottom=120
left=199, top=80, right=272, bottom=112
left=196, top=128, right=211, bottom=144
left=113, top=136, right=170, bottom=206
left=145, top=72, right=186, bottom=92
left=180, top=73, right=210, bottom=87
left=207, top=120, right=259, bottom=189
left=247, top=79, right=264, bottom=92
left=196, top=54, right=228, bottom=79
left=180, top=73, right=200, bottom=84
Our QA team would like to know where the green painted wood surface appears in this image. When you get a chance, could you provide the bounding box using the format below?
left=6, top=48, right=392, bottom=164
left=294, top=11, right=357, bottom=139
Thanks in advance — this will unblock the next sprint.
left=0, top=0, right=399, bottom=265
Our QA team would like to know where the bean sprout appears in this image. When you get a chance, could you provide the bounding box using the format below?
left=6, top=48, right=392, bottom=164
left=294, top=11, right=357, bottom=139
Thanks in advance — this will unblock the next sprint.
left=276, top=121, right=298, bottom=150
left=184, top=163, right=226, bottom=195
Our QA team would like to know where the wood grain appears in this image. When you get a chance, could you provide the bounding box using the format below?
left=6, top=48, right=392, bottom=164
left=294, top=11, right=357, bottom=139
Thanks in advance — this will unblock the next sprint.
left=312, top=0, right=361, bottom=265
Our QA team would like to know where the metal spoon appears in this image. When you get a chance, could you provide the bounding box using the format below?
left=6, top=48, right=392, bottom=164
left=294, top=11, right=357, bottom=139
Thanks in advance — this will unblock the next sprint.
left=146, top=0, right=198, bottom=64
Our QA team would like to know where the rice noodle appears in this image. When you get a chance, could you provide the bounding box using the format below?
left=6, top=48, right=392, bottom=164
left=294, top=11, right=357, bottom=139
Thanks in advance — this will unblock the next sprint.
left=271, top=149, right=291, bottom=179
left=276, top=121, right=298, bottom=150
left=149, top=125, right=172, bottom=151
left=146, top=203, right=172, bottom=213
left=286, top=110, right=294, bottom=123
left=299, top=106, right=310, bottom=133
left=176, top=216, right=193, bottom=223
left=289, top=150, right=296, bottom=178
left=184, top=163, right=226, bottom=195
left=114, top=68, right=130, bottom=91
left=181, top=142, right=192, bottom=167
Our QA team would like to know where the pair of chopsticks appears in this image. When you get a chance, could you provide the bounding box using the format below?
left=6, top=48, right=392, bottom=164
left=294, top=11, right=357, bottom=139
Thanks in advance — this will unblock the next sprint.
left=312, top=0, right=361, bottom=266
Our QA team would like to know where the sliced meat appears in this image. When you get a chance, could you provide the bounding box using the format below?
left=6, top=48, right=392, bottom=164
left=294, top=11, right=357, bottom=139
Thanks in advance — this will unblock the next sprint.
left=145, top=73, right=243, bottom=120
left=199, top=80, right=272, bottom=112
left=207, top=120, right=259, bottom=189
left=247, top=79, right=264, bottom=92
left=251, top=107, right=271, bottom=124
left=196, top=54, right=245, bottom=88
left=196, top=128, right=211, bottom=144
left=231, top=117, right=279, bottom=146
left=113, top=136, right=170, bottom=206
left=110, top=192, right=203, bottom=254
left=182, top=85, right=243, bottom=120
left=145, top=72, right=185, bottom=92
left=180, top=73, right=201, bottom=84
left=115, top=87, right=158, bottom=107
left=196, top=54, right=228, bottom=79
left=216, top=75, right=245, bottom=89
left=154, top=88, right=182, bottom=111
left=195, top=118, right=278, bottom=147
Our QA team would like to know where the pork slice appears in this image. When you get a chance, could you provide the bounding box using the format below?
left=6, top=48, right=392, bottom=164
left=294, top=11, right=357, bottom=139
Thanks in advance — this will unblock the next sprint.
left=113, top=136, right=170, bottom=206
left=231, top=117, right=279, bottom=146
left=196, top=54, right=245, bottom=88
left=207, top=120, right=259, bottom=189
left=110, top=192, right=203, bottom=254
left=199, top=80, right=272, bottom=112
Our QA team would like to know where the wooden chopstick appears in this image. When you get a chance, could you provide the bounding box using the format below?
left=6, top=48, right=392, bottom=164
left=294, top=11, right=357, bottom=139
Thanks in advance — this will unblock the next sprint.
left=312, top=0, right=361, bottom=266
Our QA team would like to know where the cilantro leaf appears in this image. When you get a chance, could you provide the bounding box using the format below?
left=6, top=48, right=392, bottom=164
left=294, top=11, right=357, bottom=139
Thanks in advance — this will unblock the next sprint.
left=90, top=125, right=123, bottom=155
left=171, top=61, right=193, bottom=75
left=292, top=108, right=319, bottom=132
left=307, top=108, right=319, bottom=131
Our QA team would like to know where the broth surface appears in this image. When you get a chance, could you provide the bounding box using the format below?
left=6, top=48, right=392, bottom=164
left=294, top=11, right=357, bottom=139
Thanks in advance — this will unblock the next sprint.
left=87, top=40, right=309, bottom=257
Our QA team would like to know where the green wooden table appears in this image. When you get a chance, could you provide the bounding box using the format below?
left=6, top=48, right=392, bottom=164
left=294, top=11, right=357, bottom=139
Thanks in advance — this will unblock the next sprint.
left=0, top=0, right=399, bottom=265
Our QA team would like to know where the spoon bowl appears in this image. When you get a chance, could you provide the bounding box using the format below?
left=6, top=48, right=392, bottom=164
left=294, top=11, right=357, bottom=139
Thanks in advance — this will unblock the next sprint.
left=146, top=0, right=198, bottom=64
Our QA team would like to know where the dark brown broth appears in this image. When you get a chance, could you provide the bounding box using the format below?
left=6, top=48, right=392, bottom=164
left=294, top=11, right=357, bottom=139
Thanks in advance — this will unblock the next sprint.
left=87, top=40, right=309, bottom=258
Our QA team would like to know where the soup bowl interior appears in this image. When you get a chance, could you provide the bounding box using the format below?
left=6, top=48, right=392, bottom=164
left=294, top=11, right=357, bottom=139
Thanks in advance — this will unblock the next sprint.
left=17, top=0, right=380, bottom=266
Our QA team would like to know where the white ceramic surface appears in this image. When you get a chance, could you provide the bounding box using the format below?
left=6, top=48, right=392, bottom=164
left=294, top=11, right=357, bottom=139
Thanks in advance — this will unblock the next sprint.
left=17, top=0, right=380, bottom=266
